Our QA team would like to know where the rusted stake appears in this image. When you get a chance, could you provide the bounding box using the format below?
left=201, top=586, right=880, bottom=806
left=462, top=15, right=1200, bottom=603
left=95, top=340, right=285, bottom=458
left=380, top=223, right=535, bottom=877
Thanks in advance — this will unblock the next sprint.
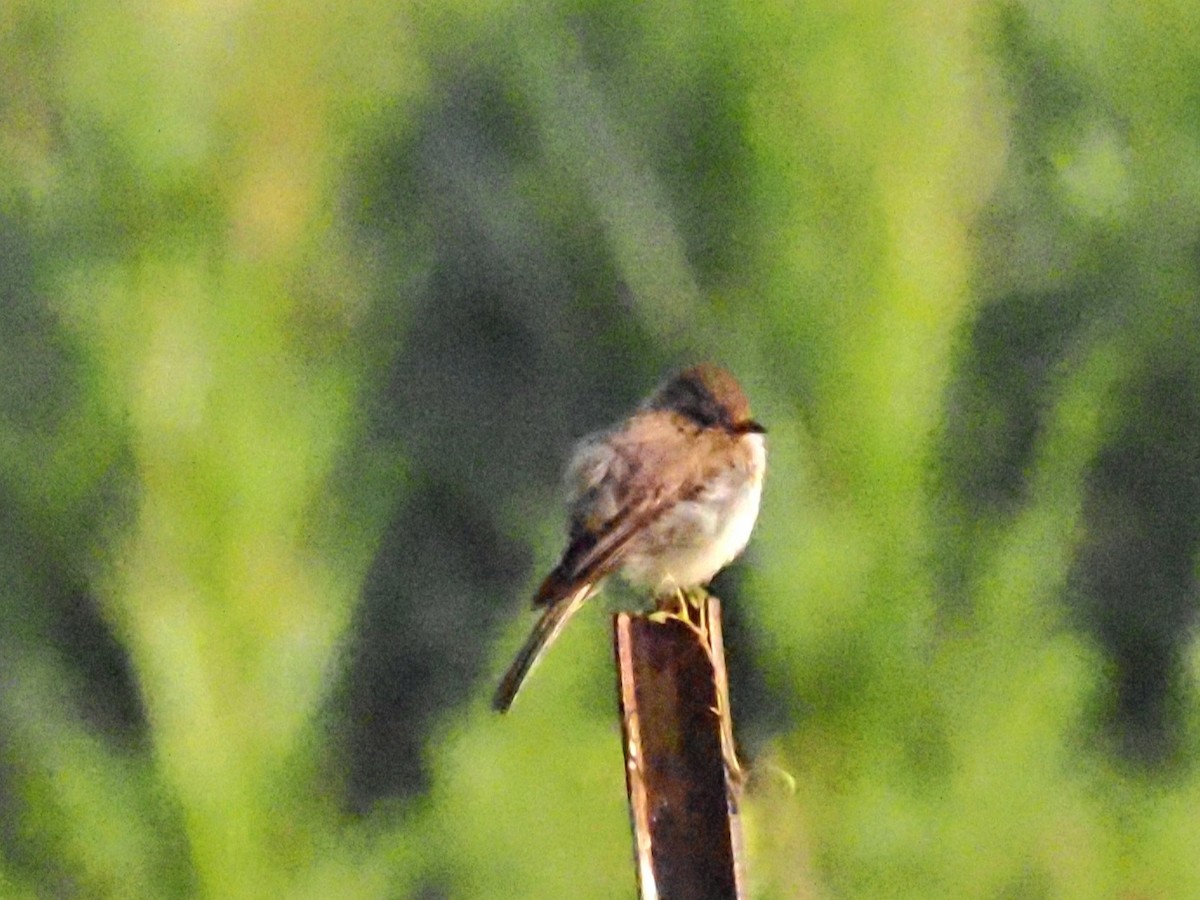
left=615, top=595, right=745, bottom=900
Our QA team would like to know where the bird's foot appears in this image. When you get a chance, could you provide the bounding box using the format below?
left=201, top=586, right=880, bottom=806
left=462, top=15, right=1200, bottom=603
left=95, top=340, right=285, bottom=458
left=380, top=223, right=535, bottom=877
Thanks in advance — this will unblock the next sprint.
left=650, top=585, right=711, bottom=644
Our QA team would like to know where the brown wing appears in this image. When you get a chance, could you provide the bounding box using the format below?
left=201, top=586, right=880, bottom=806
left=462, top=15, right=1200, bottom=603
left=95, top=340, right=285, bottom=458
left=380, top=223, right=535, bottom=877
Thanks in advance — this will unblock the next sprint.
left=532, top=419, right=692, bottom=607
left=532, top=491, right=675, bottom=606
left=495, top=416, right=711, bottom=711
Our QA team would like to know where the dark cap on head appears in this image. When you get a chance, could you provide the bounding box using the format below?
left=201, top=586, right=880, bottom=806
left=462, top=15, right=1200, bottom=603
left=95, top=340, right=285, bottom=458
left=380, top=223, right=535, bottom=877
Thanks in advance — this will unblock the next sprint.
left=647, top=364, right=765, bottom=434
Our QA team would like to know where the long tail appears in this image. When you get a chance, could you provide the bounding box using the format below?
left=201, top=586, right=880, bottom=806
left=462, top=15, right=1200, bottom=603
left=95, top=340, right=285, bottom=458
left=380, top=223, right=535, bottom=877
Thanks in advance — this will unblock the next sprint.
left=492, top=584, right=593, bottom=713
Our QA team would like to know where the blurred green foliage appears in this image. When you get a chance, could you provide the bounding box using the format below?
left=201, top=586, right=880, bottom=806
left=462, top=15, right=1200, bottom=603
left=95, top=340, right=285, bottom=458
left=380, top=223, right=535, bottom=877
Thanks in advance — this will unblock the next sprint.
left=2, top=0, right=1200, bottom=897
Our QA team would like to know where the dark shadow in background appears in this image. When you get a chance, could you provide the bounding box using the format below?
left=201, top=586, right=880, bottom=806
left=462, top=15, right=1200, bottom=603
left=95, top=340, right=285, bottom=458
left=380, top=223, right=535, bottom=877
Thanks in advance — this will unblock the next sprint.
left=941, top=4, right=1200, bottom=769
left=0, top=214, right=149, bottom=889
left=941, top=282, right=1200, bottom=767
left=1069, top=368, right=1200, bottom=766
left=936, top=288, right=1091, bottom=605
left=944, top=291, right=1200, bottom=767
left=336, top=37, right=769, bottom=805
left=337, top=71, right=665, bottom=810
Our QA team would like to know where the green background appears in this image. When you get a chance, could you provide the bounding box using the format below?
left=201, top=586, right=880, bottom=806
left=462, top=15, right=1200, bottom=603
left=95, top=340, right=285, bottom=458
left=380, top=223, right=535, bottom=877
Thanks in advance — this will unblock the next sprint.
left=3, top=0, right=1200, bottom=896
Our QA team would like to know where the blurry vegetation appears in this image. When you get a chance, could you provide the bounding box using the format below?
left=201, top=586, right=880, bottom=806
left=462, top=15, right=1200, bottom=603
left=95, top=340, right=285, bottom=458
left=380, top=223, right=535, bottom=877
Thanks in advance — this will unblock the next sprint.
left=2, top=0, right=1200, bottom=897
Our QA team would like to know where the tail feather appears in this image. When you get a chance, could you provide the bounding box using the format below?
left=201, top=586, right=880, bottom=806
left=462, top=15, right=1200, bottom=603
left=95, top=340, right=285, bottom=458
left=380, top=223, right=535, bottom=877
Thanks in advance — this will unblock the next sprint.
left=532, top=566, right=575, bottom=607
left=492, top=584, right=593, bottom=713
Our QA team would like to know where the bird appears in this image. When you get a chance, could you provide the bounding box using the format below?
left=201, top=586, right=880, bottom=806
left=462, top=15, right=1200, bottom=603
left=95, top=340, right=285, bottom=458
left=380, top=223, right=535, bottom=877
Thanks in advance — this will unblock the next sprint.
left=492, top=364, right=766, bottom=713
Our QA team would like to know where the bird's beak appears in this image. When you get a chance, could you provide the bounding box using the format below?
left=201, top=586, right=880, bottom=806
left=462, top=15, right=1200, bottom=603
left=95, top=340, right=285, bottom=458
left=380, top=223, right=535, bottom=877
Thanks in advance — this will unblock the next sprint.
left=737, top=420, right=766, bottom=435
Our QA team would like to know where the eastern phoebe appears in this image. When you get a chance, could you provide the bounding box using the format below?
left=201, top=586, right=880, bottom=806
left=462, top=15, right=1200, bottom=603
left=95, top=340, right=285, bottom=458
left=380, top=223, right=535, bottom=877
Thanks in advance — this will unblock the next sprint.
left=493, top=364, right=766, bottom=712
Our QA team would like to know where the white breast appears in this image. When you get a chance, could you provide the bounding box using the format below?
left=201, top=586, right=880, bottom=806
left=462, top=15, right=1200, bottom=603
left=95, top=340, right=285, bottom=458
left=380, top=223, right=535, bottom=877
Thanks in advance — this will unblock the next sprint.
left=621, top=433, right=765, bottom=591
left=708, top=432, right=765, bottom=568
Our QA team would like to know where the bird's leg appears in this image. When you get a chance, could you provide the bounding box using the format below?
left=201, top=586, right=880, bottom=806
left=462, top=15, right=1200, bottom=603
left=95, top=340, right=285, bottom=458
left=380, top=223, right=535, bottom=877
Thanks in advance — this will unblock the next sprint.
left=670, top=585, right=713, bottom=651
left=650, top=584, right=710, bottom=644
